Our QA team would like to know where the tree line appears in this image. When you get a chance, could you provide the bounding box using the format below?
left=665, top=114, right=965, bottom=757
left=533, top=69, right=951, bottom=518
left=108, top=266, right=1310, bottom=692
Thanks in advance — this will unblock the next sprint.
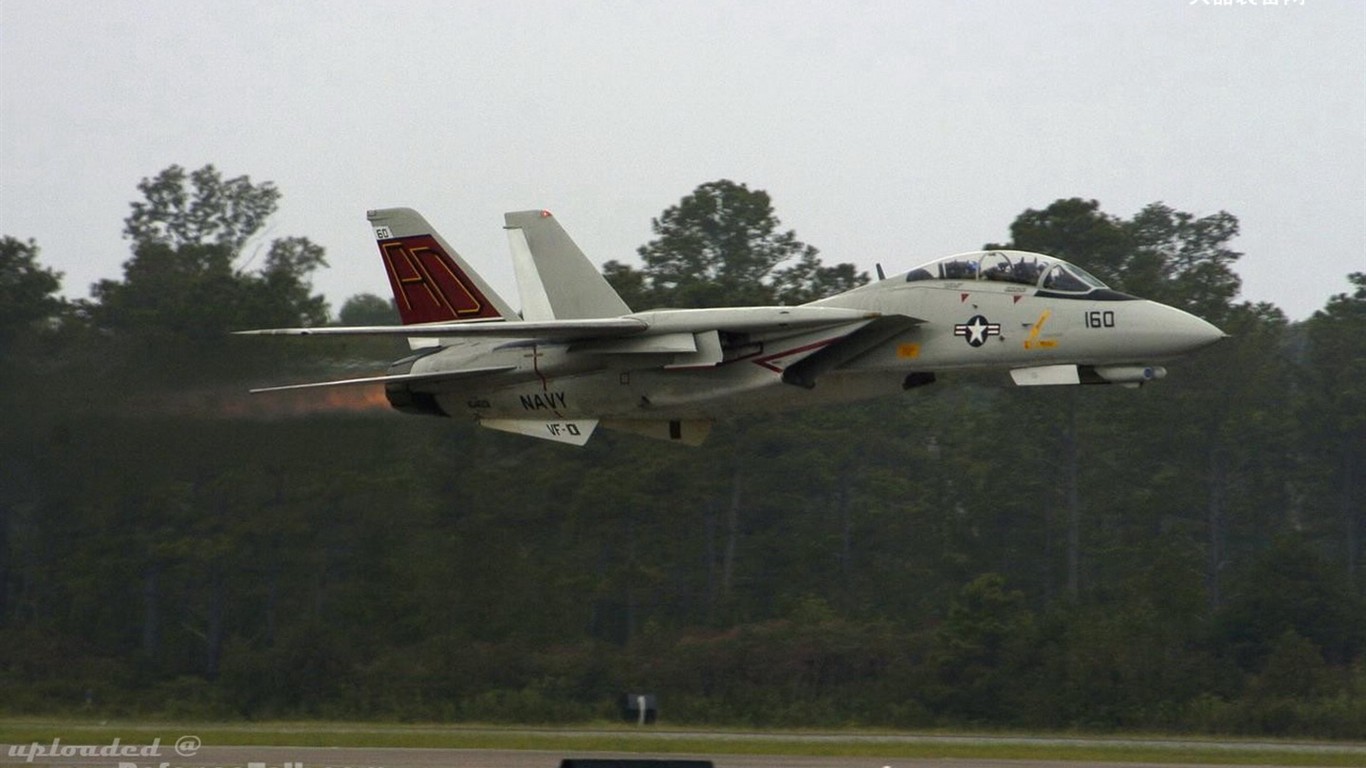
left=0, top=166, right=1363, bottom=736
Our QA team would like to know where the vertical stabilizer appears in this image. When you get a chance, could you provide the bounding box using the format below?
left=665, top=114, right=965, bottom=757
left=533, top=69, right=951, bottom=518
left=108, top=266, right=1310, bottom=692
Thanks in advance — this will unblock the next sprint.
left=369, top=207, right=518, bottom=325
left=505, top=224, right=555, bottom=321
left=503, top=210, right=632, bottom=319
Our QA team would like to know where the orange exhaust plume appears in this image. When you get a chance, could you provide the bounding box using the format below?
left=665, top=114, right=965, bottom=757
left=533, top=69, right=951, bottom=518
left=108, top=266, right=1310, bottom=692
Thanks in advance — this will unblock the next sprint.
left=137, top=383, right=394, bottom=420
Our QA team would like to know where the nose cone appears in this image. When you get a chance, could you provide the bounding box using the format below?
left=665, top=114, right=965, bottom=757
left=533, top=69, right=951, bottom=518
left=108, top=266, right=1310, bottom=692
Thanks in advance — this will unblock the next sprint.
left=1190, top=315, right=1228, bottom=350
left=1144, top=301, right=1227, bottom=356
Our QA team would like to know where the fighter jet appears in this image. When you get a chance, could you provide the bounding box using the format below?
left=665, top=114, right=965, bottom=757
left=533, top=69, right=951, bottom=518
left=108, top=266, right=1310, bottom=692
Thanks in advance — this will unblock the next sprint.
left=240, top=208, right=1225, bottom=445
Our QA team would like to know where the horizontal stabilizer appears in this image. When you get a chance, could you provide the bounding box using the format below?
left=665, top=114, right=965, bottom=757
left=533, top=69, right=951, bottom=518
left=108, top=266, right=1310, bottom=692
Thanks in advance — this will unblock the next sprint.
left=236, top=317, right=648, bottom=340
left=249, top=366, right=515, bottom=394
left=481, top=418, right=598, bottom=445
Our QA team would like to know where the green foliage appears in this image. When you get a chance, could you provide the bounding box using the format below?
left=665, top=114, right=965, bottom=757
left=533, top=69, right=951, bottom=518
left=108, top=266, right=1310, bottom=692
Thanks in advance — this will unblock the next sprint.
left=987, top=197, right=1130, bottom=283
left=124, top=164, right=280, bottom=252
left=4, top=182, right=1366, bottom=738
left=254, top=236, right=329, bottom=326
left=1299, top=273, right=1366, bottom=584
left=1215, top=538, right=1366, bottom=669
left=338, top=293, right=399, bottom=325
left=988, top=197, right=1243, bottom=322
left=924, top=574, right=1035, bottom=722
left=89, top=164, right=328, bottom=369
left=1125, top=203, right=1242, bottom=321
left=609, top=180, right=867, bottom=308
left=1304, top=273, right=1366, bottom=433
left=1255, top=630, right=1337, bottom=700
left=0, top=236, right=64, bottom=341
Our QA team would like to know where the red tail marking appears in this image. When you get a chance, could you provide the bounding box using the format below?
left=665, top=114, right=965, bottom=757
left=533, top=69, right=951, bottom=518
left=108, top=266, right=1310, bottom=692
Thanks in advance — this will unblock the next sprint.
left=379, top=235, right=502, bottom=325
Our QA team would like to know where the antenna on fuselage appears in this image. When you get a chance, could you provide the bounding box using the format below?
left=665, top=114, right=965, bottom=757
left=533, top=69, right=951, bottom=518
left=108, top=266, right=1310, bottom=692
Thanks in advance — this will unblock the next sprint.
left=875, top=263, right=886, bottom=280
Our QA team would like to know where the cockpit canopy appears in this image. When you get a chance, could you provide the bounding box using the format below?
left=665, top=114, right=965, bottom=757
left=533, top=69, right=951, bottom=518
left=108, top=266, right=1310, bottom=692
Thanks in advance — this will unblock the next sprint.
left=902, top=250, right=1109, bottom=293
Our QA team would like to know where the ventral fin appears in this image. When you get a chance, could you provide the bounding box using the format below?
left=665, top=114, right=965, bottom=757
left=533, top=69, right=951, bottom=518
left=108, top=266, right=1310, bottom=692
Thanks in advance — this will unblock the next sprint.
left=480, top=418, right=598, bottom=445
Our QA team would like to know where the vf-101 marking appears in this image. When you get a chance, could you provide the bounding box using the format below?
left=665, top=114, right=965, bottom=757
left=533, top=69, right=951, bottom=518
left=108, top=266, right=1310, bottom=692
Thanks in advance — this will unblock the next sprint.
left=241, top=207, right=1226, bottom=445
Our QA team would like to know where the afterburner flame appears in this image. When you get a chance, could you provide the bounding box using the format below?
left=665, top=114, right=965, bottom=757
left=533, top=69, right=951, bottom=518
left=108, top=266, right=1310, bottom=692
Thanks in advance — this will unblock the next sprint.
left=142, top=383, right=393, bottom=420
left=311, top=386, right=392, bottom=414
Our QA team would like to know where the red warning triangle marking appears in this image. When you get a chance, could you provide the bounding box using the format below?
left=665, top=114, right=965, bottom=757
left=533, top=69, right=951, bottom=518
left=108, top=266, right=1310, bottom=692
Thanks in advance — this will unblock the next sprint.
left=1013, top=295, right=1023, bottom=304
left=960, top=293, right=969, bottom=302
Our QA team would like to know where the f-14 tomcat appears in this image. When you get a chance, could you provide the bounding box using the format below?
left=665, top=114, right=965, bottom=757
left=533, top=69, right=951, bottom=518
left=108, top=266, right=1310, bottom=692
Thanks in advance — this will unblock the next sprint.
left=241, top=208, right=1225, bottom=445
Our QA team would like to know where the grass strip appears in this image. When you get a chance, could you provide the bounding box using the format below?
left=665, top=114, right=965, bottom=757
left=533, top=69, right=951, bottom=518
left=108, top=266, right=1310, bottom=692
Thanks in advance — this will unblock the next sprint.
left=2, top=719, right=1364, bottom=766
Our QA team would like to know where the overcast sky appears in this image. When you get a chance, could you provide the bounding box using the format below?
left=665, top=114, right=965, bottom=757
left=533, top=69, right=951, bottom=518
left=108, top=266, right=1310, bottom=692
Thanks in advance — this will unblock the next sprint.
left=3, top=0, right=1362, bottom=321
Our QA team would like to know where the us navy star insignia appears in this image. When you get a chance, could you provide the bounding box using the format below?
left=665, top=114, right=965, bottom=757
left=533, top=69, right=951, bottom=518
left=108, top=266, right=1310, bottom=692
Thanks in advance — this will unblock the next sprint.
left=954, top=314, right=1002, bottom=347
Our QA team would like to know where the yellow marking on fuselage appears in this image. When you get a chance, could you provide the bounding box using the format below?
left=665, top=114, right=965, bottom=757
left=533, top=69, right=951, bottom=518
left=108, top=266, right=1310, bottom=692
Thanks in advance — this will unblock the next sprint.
left=897, top=343, right=921, bottom=359
left=1024, top=309, right=1058, bottom=349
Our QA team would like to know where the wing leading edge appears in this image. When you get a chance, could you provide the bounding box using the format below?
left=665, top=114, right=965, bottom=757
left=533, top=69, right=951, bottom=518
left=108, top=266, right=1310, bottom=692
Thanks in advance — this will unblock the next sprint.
left=236, top=306, right=891, bottom=342
left=235, top=317, right=648, bottom=341
left=248, top=365, right=517, bottom=394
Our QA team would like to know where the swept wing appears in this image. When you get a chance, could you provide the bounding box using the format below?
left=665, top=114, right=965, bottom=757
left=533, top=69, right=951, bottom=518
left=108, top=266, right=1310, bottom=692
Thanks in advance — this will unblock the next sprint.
left=235, top=317, right=648, bottom=340
left=248, top=366, right=517, bottom=394
left=236, top=306, right=887, bottom=342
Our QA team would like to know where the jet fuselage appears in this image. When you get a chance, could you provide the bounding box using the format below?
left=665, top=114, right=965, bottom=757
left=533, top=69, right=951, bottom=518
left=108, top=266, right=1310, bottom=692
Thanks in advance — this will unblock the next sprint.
left=245, top=210, right=1224, bottom=446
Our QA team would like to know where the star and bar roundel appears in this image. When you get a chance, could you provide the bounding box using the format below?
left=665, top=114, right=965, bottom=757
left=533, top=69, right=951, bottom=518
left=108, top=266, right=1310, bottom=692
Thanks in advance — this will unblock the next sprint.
left=954, top=314, right=1002, bottom=347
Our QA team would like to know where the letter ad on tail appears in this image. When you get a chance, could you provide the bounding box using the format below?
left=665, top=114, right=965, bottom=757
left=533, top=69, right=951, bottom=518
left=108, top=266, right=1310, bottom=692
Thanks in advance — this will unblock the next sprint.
left=378, top=234, right=504, bottom=324
left=370, top=207, right=518, bottom=325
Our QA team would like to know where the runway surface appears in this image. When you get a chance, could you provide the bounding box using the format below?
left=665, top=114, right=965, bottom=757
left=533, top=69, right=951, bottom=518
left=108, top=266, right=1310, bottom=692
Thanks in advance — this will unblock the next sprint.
left=3, top=742, right=1360, bottom=768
